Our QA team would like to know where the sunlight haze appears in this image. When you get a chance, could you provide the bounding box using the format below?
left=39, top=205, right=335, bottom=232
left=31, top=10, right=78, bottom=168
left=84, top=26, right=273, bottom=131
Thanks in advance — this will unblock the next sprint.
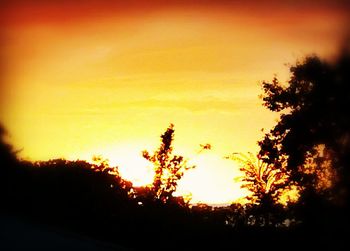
left=1, top=0, right=348, bottom=204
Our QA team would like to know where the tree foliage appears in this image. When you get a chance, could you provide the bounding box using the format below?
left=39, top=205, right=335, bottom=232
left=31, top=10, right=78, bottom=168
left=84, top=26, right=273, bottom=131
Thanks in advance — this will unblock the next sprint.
left=0, top=124, right=18, bottom=166
left=231, top=152, right=289, bottom=205
left=229, top=152, right=299, bottom=226
left=142, top=124, right=195, bottom=203
left=258, top=51, right=350, bottom=199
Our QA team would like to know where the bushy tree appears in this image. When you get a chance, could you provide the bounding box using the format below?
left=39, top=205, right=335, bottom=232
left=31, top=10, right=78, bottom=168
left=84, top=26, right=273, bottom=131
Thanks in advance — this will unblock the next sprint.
left=231, top=152, right=289, bottom=205
left=257, top=49, right=350, bottom=236
left=0, top=124, right=18, bottom=166
left=229, top=152, right=294, bottom=226
left=142, top=124, right=195, bottom=203
left=259, top=51, right=350, bottom=199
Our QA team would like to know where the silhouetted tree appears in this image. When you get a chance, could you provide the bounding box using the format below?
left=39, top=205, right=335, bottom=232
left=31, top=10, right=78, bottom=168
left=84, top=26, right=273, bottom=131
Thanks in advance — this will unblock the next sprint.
left=0, top=124, right=17, bottom=166
left=258, top=49, right=350, bottom=241
left=259, top=51, right=350, bottom=200
left=142, top=124, right=195, bottom=203
left=231, top=152, right=289, bottom=205
left=229, top=152, right=292, bottom=226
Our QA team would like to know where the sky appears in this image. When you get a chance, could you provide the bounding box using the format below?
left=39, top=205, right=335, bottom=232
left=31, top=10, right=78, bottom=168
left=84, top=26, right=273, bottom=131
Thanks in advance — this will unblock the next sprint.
left=1, top=0, right=349, bottom=204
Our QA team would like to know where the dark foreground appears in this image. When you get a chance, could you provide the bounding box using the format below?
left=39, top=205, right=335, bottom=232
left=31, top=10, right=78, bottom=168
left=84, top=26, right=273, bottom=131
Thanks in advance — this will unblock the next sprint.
left=0, top=156, right=348, bottom=250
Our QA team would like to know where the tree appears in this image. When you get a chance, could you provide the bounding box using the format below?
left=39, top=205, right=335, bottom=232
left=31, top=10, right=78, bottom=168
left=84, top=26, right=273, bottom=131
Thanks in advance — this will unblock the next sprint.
left=0, top=124, right=18, bottom=166
left=142, top=124, right=195, bottom=203
left=258, top=51, right=350, bottom=201
left=229, top=152, right=295, bottom=226
left=231, top=152, right=289, bottom=205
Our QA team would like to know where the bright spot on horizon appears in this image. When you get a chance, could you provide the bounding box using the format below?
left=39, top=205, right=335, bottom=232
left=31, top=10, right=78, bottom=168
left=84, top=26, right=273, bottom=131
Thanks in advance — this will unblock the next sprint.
left=78, top=146, right=248, bottom=205
left=1, top=0, right=347, bottom=206
left=175, top=151, right=248, bottom=205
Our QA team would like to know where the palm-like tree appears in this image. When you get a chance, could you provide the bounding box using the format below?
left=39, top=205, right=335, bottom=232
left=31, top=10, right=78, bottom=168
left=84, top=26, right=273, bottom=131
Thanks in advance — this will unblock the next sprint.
left=230, top=152, right=288, bottom=205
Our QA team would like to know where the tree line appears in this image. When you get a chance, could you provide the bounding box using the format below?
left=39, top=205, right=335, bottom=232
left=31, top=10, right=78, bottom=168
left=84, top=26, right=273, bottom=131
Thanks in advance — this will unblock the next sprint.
left=1, top=47, right=349, bottom=249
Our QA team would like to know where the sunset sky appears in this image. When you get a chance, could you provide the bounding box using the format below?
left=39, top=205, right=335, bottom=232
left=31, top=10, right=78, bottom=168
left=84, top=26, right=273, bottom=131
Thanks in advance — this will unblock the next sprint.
left=1, top=0, right=349, bottom=204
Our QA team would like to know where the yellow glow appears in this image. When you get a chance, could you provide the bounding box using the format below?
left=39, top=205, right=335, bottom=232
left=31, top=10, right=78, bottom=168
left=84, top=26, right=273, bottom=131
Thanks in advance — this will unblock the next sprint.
left=76, top=146, right=248, bottom=205
left=278, top=185, right=301, bottom=206
left=69, top=142, right=156, bottom=187
left=1, top=3, right=347, bottom=204
left=175, top=151, right=249, bottom=204
left=103, top=150, right=154, bottom=187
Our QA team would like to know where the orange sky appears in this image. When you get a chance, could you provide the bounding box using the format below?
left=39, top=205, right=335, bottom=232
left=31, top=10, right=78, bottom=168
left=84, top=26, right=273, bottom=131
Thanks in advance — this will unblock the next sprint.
left=1, top=0, right=349, bottom=204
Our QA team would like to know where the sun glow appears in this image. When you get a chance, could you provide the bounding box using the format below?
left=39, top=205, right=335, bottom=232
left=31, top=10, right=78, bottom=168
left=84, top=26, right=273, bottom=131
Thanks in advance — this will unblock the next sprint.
left=79, top=146, right=249, bottom=205
left=109, top=152, right=154, bottom=187
left=1, top=1, right=347, bottom=205
left=175, top=151, right=249, bottom=205
left=72, top=143, right=155, bottom=187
